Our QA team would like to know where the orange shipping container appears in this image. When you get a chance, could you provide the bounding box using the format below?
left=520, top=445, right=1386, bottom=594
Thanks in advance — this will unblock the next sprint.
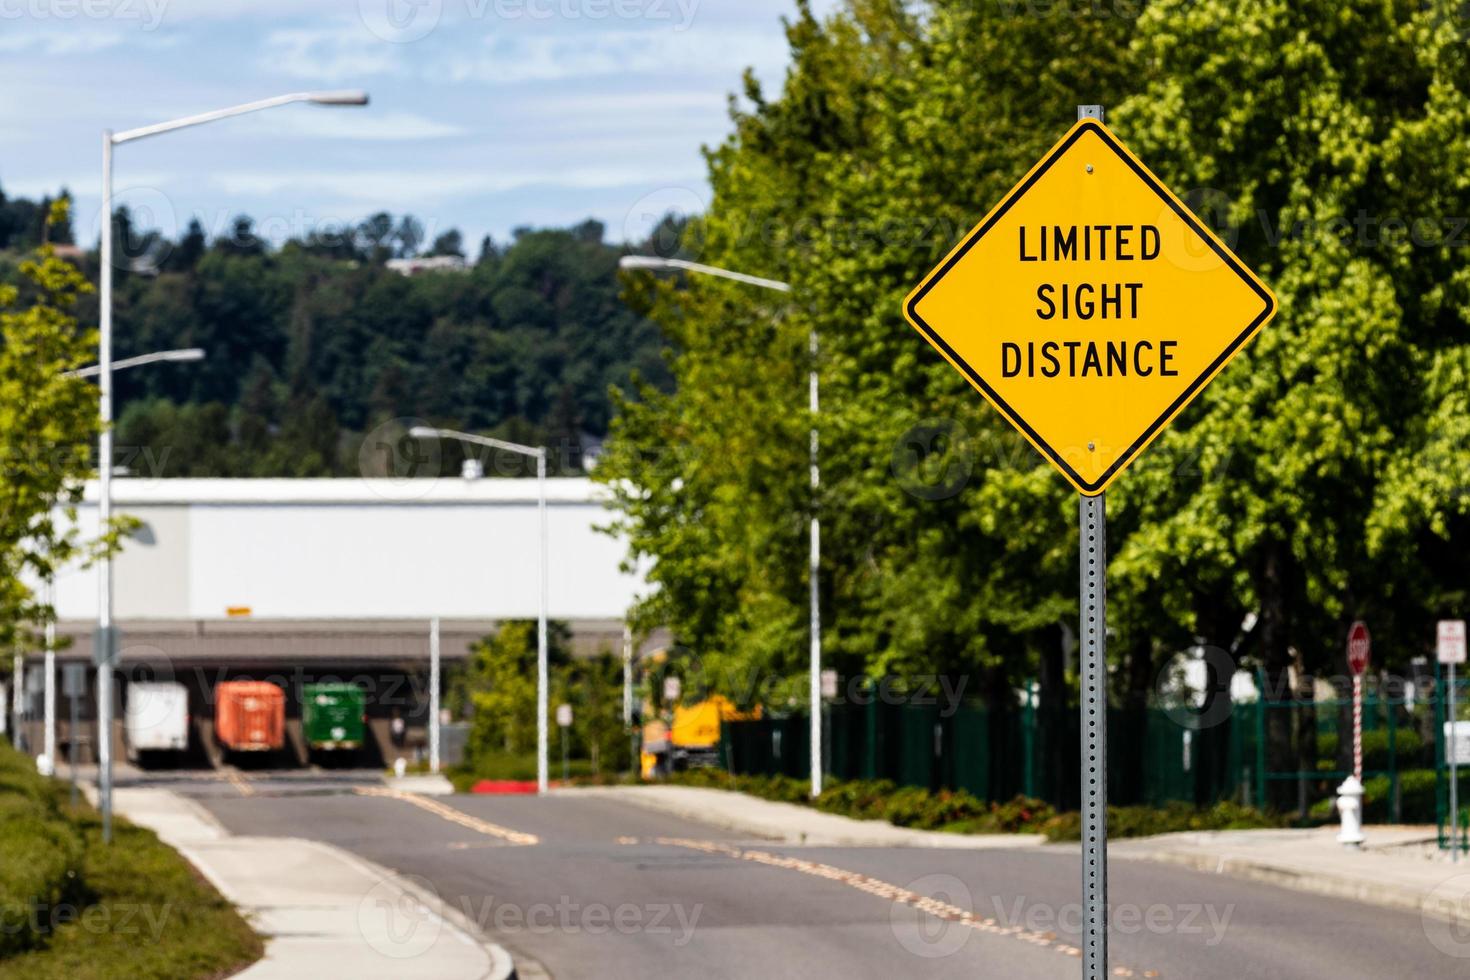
left=215, top=681, right=285, bottom=752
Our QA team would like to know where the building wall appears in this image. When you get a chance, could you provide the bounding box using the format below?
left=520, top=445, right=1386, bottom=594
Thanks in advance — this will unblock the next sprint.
left=49, top=477, right=647, bottom=623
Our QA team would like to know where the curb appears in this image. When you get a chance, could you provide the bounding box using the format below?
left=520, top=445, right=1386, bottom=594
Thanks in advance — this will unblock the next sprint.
left=1113, top=846, right=1470, bottom=931
left=300, top=838, right=527, bottom=980
left=564, top=785, right=1046, bottom=849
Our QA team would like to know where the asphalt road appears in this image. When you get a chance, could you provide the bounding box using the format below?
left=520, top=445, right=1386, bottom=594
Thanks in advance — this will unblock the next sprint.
left=178, top=773, right=1465, bottom=980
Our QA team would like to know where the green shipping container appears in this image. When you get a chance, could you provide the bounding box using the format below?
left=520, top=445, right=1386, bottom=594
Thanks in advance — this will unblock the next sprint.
left=302, top=683, right=366, bottom=749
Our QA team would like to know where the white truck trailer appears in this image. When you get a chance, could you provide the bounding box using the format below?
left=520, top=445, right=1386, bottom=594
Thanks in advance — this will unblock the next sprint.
left=125, top=681, right=189, bottom=757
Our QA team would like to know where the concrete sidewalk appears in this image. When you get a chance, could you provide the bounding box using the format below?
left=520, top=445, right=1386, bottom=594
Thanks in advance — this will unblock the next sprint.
left=562, top=784, right=1047, bottom=849
left=1112, top=824, right=1470, bottom=932
left=110, top=787, right=516, bottom=979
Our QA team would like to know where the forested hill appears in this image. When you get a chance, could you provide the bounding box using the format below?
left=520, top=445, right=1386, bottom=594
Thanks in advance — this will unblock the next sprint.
left=0, top=192, right=668, bottom=478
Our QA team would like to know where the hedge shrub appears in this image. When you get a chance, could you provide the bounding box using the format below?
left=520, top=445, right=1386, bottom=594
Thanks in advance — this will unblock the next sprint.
left=0, top=749, right=84, bottom=957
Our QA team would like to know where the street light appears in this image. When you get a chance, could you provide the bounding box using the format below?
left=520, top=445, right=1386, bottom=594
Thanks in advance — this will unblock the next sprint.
left=97, top=91, right=368, bottom=842
left=65, top=347, right=204, bottom=379
left=617, top=255, right=825, bottom=797
left=409, top=426, right=551, bottom=795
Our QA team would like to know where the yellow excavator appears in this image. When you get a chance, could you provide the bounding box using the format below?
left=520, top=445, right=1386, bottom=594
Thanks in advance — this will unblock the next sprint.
left=640, top=695, right=762, bottom=778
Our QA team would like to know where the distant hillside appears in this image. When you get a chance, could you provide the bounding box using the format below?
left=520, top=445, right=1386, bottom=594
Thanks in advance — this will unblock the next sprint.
left=1, top=192, right=669, bottom=478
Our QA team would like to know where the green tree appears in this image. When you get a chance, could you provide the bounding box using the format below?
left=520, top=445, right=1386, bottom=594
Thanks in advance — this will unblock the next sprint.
left=599, top=0, right=1135, bottom=709
left=454, top=621, right=572, bottom=762
left=23, top=213, right=670, bottom=478
left=598, top=0, right=1470, bottom=804
left=1108, top=0, right=1470, bottom=800
left=0, top=201, right=120, bottom=645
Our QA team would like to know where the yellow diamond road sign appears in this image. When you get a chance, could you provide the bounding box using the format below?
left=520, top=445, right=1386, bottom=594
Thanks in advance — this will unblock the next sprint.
left=903, top=118, right=1276, bottom=495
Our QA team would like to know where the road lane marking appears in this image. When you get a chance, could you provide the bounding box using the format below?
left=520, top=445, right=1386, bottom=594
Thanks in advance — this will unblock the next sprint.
left=642, top=838, right=1159, bottom=977
left=354, top=787, right=539, bottom=845
left=224, top=770, right=255, bottom=797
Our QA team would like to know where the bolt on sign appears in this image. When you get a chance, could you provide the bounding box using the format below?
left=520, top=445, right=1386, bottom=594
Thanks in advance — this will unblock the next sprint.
left=903, top=118, right=1277, bottom=494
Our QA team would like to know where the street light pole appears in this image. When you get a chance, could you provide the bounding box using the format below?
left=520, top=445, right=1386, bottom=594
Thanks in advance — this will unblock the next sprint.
left=410, top=427, right=550, bottom=794
left=43, top=578, right=56, bottom=775
left=97, top=130, right=115, bottom=839
left=616, top=256, right=825, bottom=796
left=96, top=91, right=368, bottom=842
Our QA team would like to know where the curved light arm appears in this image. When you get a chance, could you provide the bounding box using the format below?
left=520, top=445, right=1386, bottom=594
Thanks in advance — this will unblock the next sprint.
left=618, top=255, right=791, bottom=294
left=112, top=91, right=369, bottom=145
left=409, top=426, right=545, bottom=460
left=66, top=347, right=205, bottom=379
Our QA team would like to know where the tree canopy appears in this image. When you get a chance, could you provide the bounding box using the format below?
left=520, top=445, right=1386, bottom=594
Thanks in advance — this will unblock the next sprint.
left=0, top=206, right=669, bottom=478
left=597, top=0, right=1470, bottom=781
left=0, top=200, right=121, bottom=645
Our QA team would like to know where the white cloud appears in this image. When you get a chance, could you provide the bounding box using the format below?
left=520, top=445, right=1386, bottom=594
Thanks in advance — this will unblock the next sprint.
left=438, top=27, right=787, bottom=84
left=210, top=163, right=702, bottom=202
left=259, top=27, right=401, bottom=82
left=237, top=109, right=465, bottom=141
left=0, top=29, right=178, bottom=55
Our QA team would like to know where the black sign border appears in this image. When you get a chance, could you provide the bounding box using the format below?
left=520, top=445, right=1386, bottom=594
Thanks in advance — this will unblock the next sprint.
left=905, top=119, right=1276, bottom=495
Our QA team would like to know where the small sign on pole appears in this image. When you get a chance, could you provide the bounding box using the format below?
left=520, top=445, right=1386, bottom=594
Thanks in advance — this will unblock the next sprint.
left=1438, top=620, right=1467, bottom=665
left=556, top=703, right=573, bottom=728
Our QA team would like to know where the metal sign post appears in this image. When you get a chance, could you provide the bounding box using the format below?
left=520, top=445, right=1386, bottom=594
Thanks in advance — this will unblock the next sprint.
left=1454, top=662, right=1461, bottom=859
left=1079, top=490, right=1108, bottom=978
left=1439, top=620, right=1466, bottom=860
left=1073, top=101, right=1110, bottom=980
left=623, top=625, right=637, bottom=777
left=556, top=703, right=573, bottom=785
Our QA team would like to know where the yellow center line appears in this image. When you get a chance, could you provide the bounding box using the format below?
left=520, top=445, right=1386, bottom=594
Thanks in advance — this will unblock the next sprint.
left=640, top=838, right=1159, bottom=978
left=354, top=787, right=539, bottom=846
left=224, top=771, right=255, bottom=797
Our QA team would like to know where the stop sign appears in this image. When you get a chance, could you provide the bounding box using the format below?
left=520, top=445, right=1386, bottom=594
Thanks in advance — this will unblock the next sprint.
left=1347, top=621, right=1371, bottom=676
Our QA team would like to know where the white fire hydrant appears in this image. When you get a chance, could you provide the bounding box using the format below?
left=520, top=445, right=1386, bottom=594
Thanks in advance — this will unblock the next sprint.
left=1336, top=775, right=1366, bottom=848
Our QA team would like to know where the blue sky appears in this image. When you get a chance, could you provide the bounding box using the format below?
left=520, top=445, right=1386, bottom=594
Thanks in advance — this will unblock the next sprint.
left=0, top=0, right=836, bottom=249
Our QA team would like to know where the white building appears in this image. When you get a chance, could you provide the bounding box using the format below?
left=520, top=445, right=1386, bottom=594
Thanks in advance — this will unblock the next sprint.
left=52, top=476, right=643, bottom=628
left=15, top=477, right=651, bottom=767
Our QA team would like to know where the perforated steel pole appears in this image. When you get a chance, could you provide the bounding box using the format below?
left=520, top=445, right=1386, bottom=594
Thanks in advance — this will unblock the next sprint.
left=1079, top=492, right=1108, bottom=978
left=1077, top=101, right=1108, bottom=980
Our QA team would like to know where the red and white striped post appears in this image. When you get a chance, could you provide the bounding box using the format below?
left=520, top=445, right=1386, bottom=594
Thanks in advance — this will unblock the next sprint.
left=1339, top=621, right=1372, bottom=848
left=1352, top=674, right=1363, bottom=781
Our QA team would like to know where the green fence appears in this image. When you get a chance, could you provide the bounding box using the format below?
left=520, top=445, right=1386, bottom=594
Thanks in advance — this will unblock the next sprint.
left=1241, top=667, right=1464, bottom=828
left=720, top=687, right=1237, bottom=812
left=717, top=672, right=1460, bottom=825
